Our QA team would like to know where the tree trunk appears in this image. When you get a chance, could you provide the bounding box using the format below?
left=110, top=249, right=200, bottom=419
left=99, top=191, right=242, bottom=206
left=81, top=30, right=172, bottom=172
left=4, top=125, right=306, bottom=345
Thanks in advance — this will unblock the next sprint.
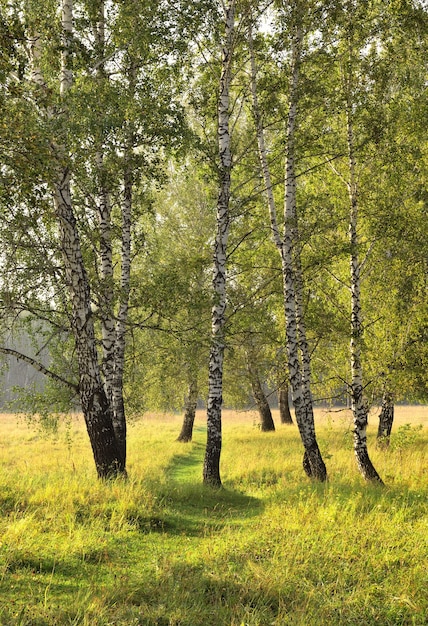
left=93, top=2, right=116, bottom=420
left=110, top=152, right=132, bottom=466
left=92, top=2, right=129, bottom=469
left=52, top=0, right=124, bottom=478
left=254, top=384, right=275, bottom=432
left=246, top=356, right=275, bottom=431
left=177, top=380, right=198, bottom=442
left=203, top=0, right=235, bottom=488
left=377, top=388, right=394, bottom=447
left=278, top=384, right=293, bottom=424
left=249, top=22, right=326, bottom=481
left=53, top=170, right=124, bottom=477
left=346, top=101, right=382, bottom=484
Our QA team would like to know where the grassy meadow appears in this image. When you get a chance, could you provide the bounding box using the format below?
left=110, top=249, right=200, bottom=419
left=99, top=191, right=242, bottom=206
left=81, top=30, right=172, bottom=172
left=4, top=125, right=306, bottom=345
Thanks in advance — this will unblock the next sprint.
left=0, top=406, right=427, bottom=625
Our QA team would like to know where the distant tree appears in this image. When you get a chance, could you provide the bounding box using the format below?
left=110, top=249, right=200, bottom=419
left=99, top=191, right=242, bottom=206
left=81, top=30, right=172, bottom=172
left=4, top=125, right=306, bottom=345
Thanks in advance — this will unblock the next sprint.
left=278, top=383, right=293, bottom=425
left=245, top=345, right=275, bottom=432
left=377, top=386, right=394, bottom=447
left=177, top=380, right=199, bottom=443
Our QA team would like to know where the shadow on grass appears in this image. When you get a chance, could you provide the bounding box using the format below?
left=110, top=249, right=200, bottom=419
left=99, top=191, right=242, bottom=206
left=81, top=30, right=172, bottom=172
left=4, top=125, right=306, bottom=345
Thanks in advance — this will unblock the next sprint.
left=111, top=560, right=285, bottom=626
left=148, top=481, right=264, bottom=538
left=136, top=441, right=265, bottom=537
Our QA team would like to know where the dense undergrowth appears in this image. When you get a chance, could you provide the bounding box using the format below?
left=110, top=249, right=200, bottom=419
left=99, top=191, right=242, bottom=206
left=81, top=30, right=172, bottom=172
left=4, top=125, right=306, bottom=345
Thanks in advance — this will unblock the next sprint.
left=0, top=408, right=427, bottom=625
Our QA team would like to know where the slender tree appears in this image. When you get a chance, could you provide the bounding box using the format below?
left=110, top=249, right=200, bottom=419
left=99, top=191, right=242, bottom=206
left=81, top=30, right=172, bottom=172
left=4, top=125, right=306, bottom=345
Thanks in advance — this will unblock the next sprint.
left=339, top=3, right=383, bottom=483
left=50, top=0, right=124, bottom=477
left=248, top=12, right=326, bottom=480
left=203, top=0, right=236, bottom=487
left=177, top=379, right=199, bottom=443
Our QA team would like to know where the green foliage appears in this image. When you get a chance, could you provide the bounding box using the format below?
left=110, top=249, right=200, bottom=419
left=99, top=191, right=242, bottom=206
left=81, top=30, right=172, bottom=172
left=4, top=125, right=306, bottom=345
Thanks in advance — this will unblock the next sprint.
left=0, top=0, right=426, bottom=426
left=390, top=422, right=424, bottom=452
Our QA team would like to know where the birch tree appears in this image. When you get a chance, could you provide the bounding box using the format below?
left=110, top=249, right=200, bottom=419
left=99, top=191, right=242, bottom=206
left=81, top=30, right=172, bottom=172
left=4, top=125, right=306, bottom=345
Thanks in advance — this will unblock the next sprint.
left=0, top=0, right=191, bottom=476
left=51, top=0, right=124, bottom=477
left=345, top=96, right=383, bottom=483
left=203, top=0, right=236, bottom=487
left=248, top=9, right=327, bottom=480
left=330, top=1, right=387, bottom=483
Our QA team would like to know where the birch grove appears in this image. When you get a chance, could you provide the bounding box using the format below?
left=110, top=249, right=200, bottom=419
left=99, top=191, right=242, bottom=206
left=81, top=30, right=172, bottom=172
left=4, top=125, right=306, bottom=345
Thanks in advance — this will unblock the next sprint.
left=0, top=0, right=426, bottom=487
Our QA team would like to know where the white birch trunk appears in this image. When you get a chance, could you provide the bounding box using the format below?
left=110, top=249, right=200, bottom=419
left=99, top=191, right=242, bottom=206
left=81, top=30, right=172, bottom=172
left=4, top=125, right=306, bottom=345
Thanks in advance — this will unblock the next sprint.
left=249, top=25, right=326, bottom=480
left=93, top=3, right=116, bottom=410
left=90, top=3, right=130, bottom=467
left=346, top=106, right=382, bottom=483
left=111, top=151, right=133, bottom=465
left=203, top=0, right=235, bottom=488
left=92, top=3, right=127, bottom=464
left=51, top=0, right=123, bottom=477
left=96, top=149, right=116, bottom=409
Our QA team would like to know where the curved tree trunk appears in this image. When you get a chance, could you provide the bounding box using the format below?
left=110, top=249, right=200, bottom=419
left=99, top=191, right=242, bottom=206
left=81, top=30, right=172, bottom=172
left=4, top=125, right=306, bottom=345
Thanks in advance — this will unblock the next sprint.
left=247, top=359, right=275, bottom=432
left=52, top=0, right=123, bottom=478
left=346, top=100, right=382, bottom=484
left=177, top=380, right=198, bottom=442
left=203, top=0, right=235, bottom=488
left=278, top=383, right=293, bottom=424
left=53, top=151, right=123, bottom=479
left=249, top=22, right=326, bottom=481
left=377, top=388, right=394, bottom=447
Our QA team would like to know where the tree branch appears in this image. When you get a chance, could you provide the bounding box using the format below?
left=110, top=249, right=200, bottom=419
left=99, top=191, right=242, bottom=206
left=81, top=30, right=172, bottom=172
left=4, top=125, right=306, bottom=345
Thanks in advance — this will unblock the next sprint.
left=0, top=347, right=78, bottom=392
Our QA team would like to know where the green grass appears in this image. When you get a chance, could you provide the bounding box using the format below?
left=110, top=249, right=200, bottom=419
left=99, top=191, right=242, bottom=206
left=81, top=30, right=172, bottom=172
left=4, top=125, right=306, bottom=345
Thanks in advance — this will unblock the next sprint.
left=0, top=408, right=427, bottom=625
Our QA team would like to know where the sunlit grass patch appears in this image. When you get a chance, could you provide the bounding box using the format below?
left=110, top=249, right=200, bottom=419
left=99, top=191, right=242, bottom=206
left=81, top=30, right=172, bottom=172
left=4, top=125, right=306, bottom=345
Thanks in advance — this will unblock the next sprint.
left=0, top=407, right=427, bottom=625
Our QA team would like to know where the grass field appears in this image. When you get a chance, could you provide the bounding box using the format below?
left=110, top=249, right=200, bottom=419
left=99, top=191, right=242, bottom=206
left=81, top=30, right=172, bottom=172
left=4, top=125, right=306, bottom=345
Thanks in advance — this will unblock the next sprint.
left=0, top=406, right=427, bottom=625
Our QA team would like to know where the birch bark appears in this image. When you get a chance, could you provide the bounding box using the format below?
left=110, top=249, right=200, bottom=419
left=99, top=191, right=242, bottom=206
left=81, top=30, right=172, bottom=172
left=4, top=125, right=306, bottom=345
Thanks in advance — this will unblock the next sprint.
left=93, top=3, right=116, bottom=421
left=346, top=104, right=383, bottom=483
left=111, top=149, right=133, bottom=465
left=51, top=0, right=123, bottom=477
left=177, top=379, right=199, bottom=443
left=377, top=386, right=394, bottom=447
left=245, top=349, right=275, bottom=431
left=203, top=0, right=235, bottom=487
left=92, top=4, right=131, bottom=467
left=249, top=25, right=326, bottom=480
